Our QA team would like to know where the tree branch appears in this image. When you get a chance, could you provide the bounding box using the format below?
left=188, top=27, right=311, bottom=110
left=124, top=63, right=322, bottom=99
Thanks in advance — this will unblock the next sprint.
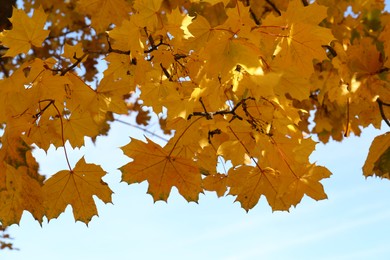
left=265, top=0, right=281, bottom=16
left=187, top=98, right=256, bottom=121
left=59, top=53, right=88, bottom=76
left=377, top=98, right=390, bottom=127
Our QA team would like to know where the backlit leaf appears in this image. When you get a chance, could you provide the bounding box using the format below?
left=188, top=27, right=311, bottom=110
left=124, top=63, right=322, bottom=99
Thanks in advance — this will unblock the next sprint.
left=43, top=157, right=112, bottom=224
left=0, top=7, right=49, bottom=57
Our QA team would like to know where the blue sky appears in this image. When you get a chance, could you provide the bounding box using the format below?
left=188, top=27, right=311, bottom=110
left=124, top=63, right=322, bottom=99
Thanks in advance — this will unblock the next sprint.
left=2, top=2, right=390, bottom=260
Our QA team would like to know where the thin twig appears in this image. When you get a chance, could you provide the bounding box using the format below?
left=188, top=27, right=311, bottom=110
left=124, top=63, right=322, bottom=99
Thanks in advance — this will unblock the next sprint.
left=60, top=53, right=88, bottom=76
left=115, top=119, right=170, bottom=142
left=265, top=0, right=281, bottom=16
left=377, top=98, right=390, bottom=127
left=51, top=101, right=73, bottom=171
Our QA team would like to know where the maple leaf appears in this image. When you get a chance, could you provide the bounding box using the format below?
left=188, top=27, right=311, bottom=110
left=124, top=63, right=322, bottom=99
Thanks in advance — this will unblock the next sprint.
left=120, top=138, right=202, bottom=202
left=227, top=165, right=289, bottom=211
left=363, top=132, right=390, bottom=179
left=281, top=165, right=331, bottom=207
left=63, top=43, right=88, bottom=65
left=202, top=173, right=227, bottom=197
left=96, top=73, right=132, bottom=115
left=76, top=0, right=132, bottom=33
left=0, top=164, right=44, bottom=227
left=0, top=7, right=49, bottom=57
left=62, top=107, right=100, bottom=148
left=43, top=157, right=112, bottom=224
left=260, top=0, right=333, bottom=76
left=380, top=24, right=390, bottom=67
left=107, top=17, right=144, bottom=54
left=133, top=0, right=163, bottom=30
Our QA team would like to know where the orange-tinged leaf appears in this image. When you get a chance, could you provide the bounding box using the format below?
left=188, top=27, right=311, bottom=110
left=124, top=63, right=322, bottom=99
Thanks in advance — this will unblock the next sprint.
left=260, top=0, right=333, bottom=75
left=363, top=132, right=390, bottom=178
left=134, top=0, right=163, bottom=29
left=77, top=0, right=132, bottom=32
left=0, top=7, right=49, bottom=57
left=43, top=157, right=112, bottom=224
left=96, top=74, right=132, bottom=114
left=202, top=173, right=227, bottom=197
left=217, top=140, right=251, bottom=166
left=185, top=14, right=214, bottom=49
left=206, top=36, right=263, bottom=78
left=107, top=17, right=144, bottom=53
left=380, top=24, right=390, bottom=67
left=63, top=43, right=87, bottom=65
left=199, top=0, right=230, bottom=5
left=120, top=138, right=202, bottom=202
left=227, top=165, right=289, bottom=211
left=281, top=165, right=331, bottom=207
left=0, top=165, right=44, bottom=227
left=63, top=107, right=100, bottom=148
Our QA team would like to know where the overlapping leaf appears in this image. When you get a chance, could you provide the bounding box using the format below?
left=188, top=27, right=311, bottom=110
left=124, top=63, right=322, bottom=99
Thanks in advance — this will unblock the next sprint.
left=0, top=7, right=49, bottom=57
left=120, top=138, right=202, bottom=202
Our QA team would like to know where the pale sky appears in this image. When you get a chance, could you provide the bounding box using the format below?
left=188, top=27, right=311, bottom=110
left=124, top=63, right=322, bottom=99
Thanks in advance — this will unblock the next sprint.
left=2, top=1, right=390, bottom=260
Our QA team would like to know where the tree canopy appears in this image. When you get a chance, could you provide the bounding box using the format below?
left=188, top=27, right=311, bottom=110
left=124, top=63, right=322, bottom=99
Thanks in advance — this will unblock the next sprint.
left=0, top=0, right=389, bottom=228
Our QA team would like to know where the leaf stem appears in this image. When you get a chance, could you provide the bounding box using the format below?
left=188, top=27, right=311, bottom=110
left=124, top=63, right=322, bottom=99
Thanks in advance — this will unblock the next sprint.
left=377, top=98, right=390, bottom=127
left=51, top=101, right=73, bottom=171
left=168, top=117, right=202, bottom=157
left=115, top=118, right=170, bottom=142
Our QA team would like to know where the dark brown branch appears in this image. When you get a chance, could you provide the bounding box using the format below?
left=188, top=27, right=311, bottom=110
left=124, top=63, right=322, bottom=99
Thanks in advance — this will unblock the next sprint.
left=60, top=53, right=88, bottom=76
left=208, top=129, right=221, bottom=144
left=265, top=0, right=281, bottom=16
left=0, top=61, right=9, bottom=77
left=249, top=8, right=261, bottom=25
left=187, top=98, right=256, bottom=121
left=160, top=63, right=172, bottom=81
left=322, top=45, right=337, bottom=59
left=377, top=98, right=390, bottom=127
left=33, top=99, right=54, bottom=119
left=105, top=35, right=131, bottom=55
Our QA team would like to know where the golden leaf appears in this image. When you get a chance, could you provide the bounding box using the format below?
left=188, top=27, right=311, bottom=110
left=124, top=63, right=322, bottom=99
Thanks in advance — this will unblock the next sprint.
left=120, top=138, right=202, bottom=202
left=363, top=132, right=390, bottom=179
left=43, top=157, right=112, bottom=224
left=0, top=164, right=44, bottom=227
left=0, top=7, right=49, bottom=57
left=76, top=0, right=132, bottom=33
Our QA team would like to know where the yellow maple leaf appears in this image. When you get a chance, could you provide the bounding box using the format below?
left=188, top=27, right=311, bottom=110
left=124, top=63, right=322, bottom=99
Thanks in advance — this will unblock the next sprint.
left=380, top=24, right=390, bottom=67
left=77, top=0, right=132, bottom=33
left=194, top=0, right=230, bottom=5
left=62, top=107, right=100, bottom=148
left=0, top=164, right=44, bottom=227
left=107, top=16, right=144, bottom=54
left=43, top=157, right=112, bottom=224
left=260, top=0, right=333, bottom=76
left=0, top=7, right=49, bottom=57
left=281, top=165, right=331, bottom=207
left=363, top=132, right=390, bottom=179
left=63, top=43, right=88, bottom=65
left=120, top=138, right=202, bottom=202
left=96, top=73, right=132, bottom=115
left=227, top=165, right=289, bottom=211
left=202, top=173, right=227, bottom=197
left=185, top=14, right=215, bottom=49
left=159, top=9, right=191, bottom=41
left=133, top=0, right=163, bottom=29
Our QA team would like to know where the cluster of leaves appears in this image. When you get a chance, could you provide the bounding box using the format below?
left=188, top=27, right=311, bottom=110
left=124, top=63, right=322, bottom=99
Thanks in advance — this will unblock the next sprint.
left=0, top=0, right=389, bottom=227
